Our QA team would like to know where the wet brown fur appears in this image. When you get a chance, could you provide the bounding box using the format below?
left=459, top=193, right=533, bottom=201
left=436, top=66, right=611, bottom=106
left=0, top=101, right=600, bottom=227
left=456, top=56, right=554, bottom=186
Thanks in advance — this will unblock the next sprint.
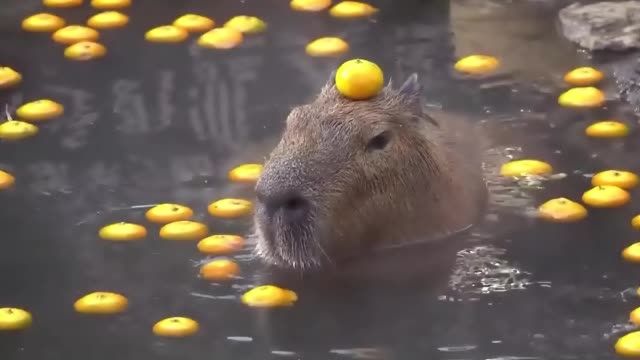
left=252, top=73, right=488, bottom=272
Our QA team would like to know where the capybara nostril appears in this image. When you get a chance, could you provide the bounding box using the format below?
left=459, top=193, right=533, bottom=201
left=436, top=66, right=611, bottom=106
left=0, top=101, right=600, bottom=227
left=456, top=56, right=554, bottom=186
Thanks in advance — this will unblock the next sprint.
left=261, top=190, right=310, bottom=222
left=281, top=195, right=309, bottom=221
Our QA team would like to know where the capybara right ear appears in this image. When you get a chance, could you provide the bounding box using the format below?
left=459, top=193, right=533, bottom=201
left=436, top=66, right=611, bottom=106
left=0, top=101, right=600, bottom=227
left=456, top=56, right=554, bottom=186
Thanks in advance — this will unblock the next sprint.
left=397, top=73, right=427, bottom=118
left=318, top=70, right=338, bottom=98
left=398, top=73, right=421, bottom=98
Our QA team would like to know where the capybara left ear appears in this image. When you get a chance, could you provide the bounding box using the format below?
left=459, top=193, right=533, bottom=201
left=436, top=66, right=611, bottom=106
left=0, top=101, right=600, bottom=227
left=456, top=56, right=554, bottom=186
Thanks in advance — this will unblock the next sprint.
left=318, top=70, right=338, bottom=99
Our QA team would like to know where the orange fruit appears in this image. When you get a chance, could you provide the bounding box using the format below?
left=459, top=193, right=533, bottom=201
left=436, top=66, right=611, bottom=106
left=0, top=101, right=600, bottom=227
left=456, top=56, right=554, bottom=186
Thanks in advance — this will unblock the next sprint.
left=335, top=58, right=384, bottom=100
left=207, top=198, right=253, bottom=218
left=558, top=87, right=605, bottom=108
left=305, top=37, right=349, bottom=57
left=0, top=170, right=15, bottom=190
left=152, top=317, right=199, bottom=337
left=43, top=0, right=83, bottom=8
left=591, top=170, right=638, bottom=189
left=197, top=234, right=245, bottom=255
left=228, top=163, right=262, bottom=183
left=454, top=54, right=500, bottom=75
left=581, top=185, right=630, bottom=208
left=73, top=292, right=128, bottom=314
left=0, top=308, right=32, bottom=331
left=223, top=16, right=267, bottom=34
left=159, top=221, right=209, bottom=241
left=563, top=66, right=604, bottom=86
left=0, top=67, right=22, bottom=89
left=87, top=11, right=129, bottom=29
left=199, top=258, right=240, bottom=281
left=52, top=25, right=100, bottom=45
left=90, top=0, right=131, bottom=9
left=584, top=121, right=629, bottom=138
left=98, top=222, right=147, bottom=241
left=197, top=27, right=243, bottom=49
left=291, top=0, right=332, bottom=12
left=64, top=41, right=107, bottom=61
left=329, top=1, right=378, bottom=19
left=537, top=197, right=587, bottom=223
left=241, top=285, right=298, bottom=307
left=173, top=14, right=215, bottom=33
left=22, top=13, right=66, bottom=32
left=145, top=203, right=193, bottom=224
left=0, top=121, right=39, bottom=141
left=499, top=159, right=552, bottom=177
left=145, top=25, right=188, bottom=43
left=615, top=331, right=640, bottom=357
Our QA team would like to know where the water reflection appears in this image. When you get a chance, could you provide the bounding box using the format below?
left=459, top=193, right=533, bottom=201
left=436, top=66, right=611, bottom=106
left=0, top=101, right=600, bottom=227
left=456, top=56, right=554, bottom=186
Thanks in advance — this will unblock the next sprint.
left=0, top=0, right=638, bottom=359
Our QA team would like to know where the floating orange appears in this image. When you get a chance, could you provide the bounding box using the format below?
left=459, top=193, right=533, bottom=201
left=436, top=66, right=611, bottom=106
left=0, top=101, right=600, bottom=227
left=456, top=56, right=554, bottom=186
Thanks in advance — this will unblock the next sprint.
left=223, top=16, right=267, bottom=34
left=199, top=258, right=240, bottom=281
left=145, top=25, right=188, bottom=43
left=0, top=308, right=32, bottom=331
left=90, top=0, right=131, bottom=9
left=0, top=67, right=22, bottom=89
left=43, top=0, right=83, bottom=8
left=173, top=14, right=215, bottom=33
left=537, top=197, right=587, bottom=223
left=159, top=220, right=209, bottom=241
left=197, top=28, right=243, bottom=49
left=291, top=0, right=332, bottom=12
left=228, top=163, right=262, bottom=183
left=22, top=13, right=66, bottom=32
left=454, top=55, right=500, bottom=76
left=98, top=222, right=147, bottom=241
left=52, top=25, right=100, bottom=45
left=0, top=170, right=15, bottom=190
left=558, top=87, right=605, bottom=108
left=197, top=234, right=245, bottom=255
left=0, top=121, right=39, bottom=141
left=73, top=292, right=128, bottom=314
left=581, top=185, right=630, bottom=208
left=87, top=11, right=129, bottom=29
left=241, top=285, right=298, bottom=307
left=591, top=170, right=638, bottom=190
left=329, top=1, right=378, bottom=19
left=584, top=121, right=629, bottom=138
left=305, top=37, right=349, bottom=57
left=16, top=99, right=64, bottom=122
left=145, top=203, right=193, bottom=224
left=563, top=66, right=604, bottom=86
left=152, top=317, right=199, bottom=337
left=207, top=198, right=253, bottom=218
left=64, top=41, right=107, bottom=61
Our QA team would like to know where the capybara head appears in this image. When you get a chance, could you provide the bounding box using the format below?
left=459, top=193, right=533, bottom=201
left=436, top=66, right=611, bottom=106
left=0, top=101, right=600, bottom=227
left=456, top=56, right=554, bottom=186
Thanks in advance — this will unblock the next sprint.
left=252, top=73, right=486, bottom=272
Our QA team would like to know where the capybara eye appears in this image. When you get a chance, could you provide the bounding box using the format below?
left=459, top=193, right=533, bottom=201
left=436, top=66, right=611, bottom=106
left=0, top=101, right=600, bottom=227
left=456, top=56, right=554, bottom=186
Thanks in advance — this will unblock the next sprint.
left=366, top=131, right=391, bottom=151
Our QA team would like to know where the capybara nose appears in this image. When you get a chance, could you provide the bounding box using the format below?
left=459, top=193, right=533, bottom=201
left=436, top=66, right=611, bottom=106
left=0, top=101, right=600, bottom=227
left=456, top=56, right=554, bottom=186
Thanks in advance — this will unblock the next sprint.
left=257, top=187, right=310, bottom=223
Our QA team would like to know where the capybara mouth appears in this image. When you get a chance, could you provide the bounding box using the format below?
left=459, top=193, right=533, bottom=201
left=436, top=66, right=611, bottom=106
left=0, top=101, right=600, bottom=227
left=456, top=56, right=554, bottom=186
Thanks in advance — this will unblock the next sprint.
left=253, top=202, right=329, bottom=272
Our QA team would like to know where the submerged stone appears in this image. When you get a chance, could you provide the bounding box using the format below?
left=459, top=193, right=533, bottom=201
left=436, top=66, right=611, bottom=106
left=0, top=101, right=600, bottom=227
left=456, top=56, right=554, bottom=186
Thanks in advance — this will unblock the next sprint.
left=558, top=1, right=640, bottom=51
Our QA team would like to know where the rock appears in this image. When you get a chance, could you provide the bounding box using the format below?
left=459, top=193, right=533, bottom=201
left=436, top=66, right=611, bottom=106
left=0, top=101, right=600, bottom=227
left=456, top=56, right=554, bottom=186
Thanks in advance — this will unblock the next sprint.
left=611, top=54, right=640, bottom=115
left=558, top=1, right=640, bottom=51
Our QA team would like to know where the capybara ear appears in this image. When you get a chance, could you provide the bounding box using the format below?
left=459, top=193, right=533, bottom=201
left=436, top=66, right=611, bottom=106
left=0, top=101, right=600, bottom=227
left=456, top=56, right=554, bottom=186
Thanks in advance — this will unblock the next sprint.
left=397, top=73, right=439, bottom=126
left=318, top=70, right=338, bottom=100
left=384, top=77, right=393, bottom=91
left=398, top=73, right=423, bottom=115
left=398, top=73, right=421, bottom=98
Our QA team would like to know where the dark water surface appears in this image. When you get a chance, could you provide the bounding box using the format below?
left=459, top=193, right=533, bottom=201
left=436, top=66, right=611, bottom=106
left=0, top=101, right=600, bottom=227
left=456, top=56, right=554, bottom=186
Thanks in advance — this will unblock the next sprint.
left=1, top=0, right=640, bottom=359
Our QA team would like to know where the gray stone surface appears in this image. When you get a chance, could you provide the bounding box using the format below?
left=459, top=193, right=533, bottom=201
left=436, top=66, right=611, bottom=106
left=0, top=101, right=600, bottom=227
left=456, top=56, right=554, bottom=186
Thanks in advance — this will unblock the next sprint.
left=611, top=54, right=640, bottom=115
left=558, top=1, right=640, bottom=50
